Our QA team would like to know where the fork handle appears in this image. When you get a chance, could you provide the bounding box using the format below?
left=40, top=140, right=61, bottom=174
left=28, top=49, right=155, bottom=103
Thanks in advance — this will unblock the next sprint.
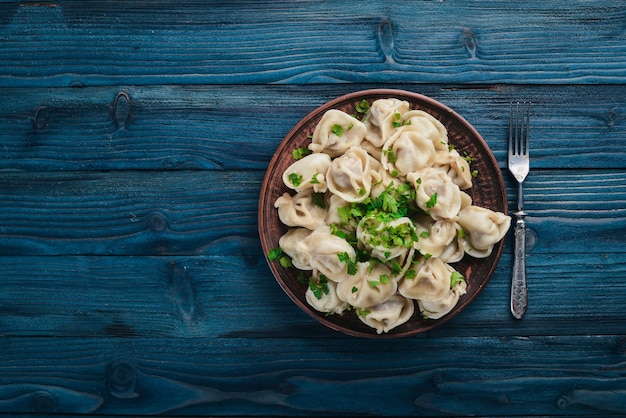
left=510, top=215, right=527, bottom=319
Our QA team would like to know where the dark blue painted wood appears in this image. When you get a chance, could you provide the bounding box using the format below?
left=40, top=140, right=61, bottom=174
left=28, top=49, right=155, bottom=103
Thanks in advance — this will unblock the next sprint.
left=0, top=0, right=625, bottom=416
left=0, top=84, right=625, bottom=171
left=1, top=1, right=625, bottom=87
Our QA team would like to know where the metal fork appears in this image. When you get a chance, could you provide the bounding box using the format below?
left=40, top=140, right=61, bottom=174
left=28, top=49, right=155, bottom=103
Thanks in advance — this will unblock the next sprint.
left=508, top=102, right=530, bottom=319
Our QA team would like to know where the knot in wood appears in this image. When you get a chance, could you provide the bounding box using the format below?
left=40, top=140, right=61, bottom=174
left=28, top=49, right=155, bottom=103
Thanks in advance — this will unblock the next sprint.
left=147, top=211, right=168, bottom=232
left=107, top=361, right=138, bottom=399
left=32, top=106, right=50, bottom=131
left=112, top=91, right=131, bottom=129
left=462, top=28, right=477, bottom=59
left=32, top=391, right=57, bottom=413
left=377, top=19, right=396, bottom=63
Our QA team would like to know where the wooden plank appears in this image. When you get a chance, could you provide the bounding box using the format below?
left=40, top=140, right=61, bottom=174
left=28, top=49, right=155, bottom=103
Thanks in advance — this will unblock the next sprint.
left=1, top=1, right=625, bottom=87
left=0, top=252, right=624, bottom=339
left=0, top=84, right=625, bottom=171
left=0, top=170, right=260, bottom=256
left=0, top=335, right=624, bottom=415
left=0, top=169, right=624, bottom=256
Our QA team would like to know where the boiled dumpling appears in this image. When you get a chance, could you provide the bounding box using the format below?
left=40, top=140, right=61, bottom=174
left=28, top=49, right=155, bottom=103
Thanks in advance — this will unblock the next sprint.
left=401, top=109, right=449, bottom=151
left=336, top=261, right=398, bottom=308
left=457, top=206, right=511, bottom=258
left=433, top=149, right=473, bottom=190
left=412, top=215, right=458, bottom=259
left=279, top=228, right=314, bottom=271
left=297, top=225, right=357, bottom=282
left=282, top=152, right=331, bottom=193
left=418, top=280, right=467, bottom=319
left=408, top=168, right=462, bottom=220
left=326, top=146, right=373, bottom=202
left=357, top=295, right=415, bottom=334
left=381, top=129, right=437, bottom=177
left=364, top=98, right=410, bottom=146
left=275, top=189, right=327, bottom=230
left=357, top=215, right=415, bottom=261
left=438, top=234, right=466, bottom=263
left=309, top=109, right=366, bottom=157
left=398, top=257, right=453, bottom=301
left=305, top=273, right=349, bottom=315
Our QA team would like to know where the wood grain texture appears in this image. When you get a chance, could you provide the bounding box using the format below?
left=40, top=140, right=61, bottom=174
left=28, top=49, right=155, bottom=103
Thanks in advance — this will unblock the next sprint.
left=0, top=1, right=625, bottom=87
left=0, top=335, right=624, bottom=415
left=2, top=0, right=626, bottom=416
left=0, top=170, right=624, bottom=256
left=0, top=252, right=625, bottom=340
left=1, top=84, right=625, bottom=171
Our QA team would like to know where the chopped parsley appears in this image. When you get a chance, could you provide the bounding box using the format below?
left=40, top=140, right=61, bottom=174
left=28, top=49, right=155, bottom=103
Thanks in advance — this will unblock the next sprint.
left=383, top=149, right=397, bottom=163
left=331, top=124, right=344, bottom=137
left=268, top=248, right=283, bottom=261
left=462, top=152, right=473, bottom=164
left=356, top=99, right=370, bottom=114
left=309, top=274, right=330, bottom=300
left=426, top=192, right=438, bottom=209
left=391, top=112, right=412, bottom=128
left=288, top=172, right=303, bottom=187
left=450, top=271, right=465, bottom=288
left=337, top=252, right=358, bottom=275
left=292, top=147, right=311, bottom=160
left=268, top=248, right=293, bottom=268
left=355, top=307, right=371, bottom=317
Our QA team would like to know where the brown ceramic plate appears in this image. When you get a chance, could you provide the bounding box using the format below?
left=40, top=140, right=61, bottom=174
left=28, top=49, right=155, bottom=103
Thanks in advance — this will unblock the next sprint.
left=258, top=89, right=507, bottom=338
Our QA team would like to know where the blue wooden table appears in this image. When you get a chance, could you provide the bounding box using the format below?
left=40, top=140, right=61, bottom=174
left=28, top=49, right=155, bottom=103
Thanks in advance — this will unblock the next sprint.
left=1, top=1, right=625, bottom=416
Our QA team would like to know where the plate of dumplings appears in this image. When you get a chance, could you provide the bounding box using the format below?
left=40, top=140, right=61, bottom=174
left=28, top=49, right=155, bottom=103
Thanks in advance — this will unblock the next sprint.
left=259, top=89, right=510, bottom=338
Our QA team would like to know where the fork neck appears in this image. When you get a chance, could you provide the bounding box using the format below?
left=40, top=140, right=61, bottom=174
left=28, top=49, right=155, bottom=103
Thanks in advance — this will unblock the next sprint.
left=516, top=182, right=526, bottom=216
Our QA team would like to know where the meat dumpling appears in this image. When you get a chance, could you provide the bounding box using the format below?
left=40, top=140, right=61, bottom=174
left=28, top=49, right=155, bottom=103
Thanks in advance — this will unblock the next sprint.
left=309, top=109, right=366, bottom=157
left=381, top=129, right=437, bottom=177
left=282, top=152, right=331, bottom=193
left=457, top=206, right=511, bottom=258
left=357, top=295, right=415, bottom=334
left=297, top=225, right=357, bottom=282
left=408, top=168, right=462, bottom=220
left=433, top=148, right=473, bottom=190
left=364, top=98, right=410, bottom=147
left=398, top=257, right=453, bottom=301
left=305, top=272, right=349, bottom=315
left=357, top=215, right=416, bottom=262
left=279, top=228, right=314, bottom=271
left=275, top=189, right=327, bottom=230
left=418, top=280, right=467, bottom=319
left=412, top=215, right=458, bottom=259
left=401, top=109, right=449, bottom=151
left=326, top=146, right=373, bottom=203
left=336, top=261, right=398, bottom=308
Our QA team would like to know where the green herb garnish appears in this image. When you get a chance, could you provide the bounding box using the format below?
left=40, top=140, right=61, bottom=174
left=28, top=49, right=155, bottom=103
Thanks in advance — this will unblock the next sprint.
left=288, top=172, right=303, bottom=187
left=337, top=252, right=357, bottom=275
left=450, top=271, right=465, bottom=288
left=292, top=147, right=310, bottom=160
left=356, top=99, right=370, bottom=114
left=426, top=192, right=438, bottom=209
left=331, top=124, right=344, bottom=137
left=309, top=274, right=330, bottom=300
